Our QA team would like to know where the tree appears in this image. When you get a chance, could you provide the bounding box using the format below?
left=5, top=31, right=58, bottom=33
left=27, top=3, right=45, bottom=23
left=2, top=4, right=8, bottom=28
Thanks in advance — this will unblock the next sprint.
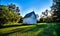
left=51, top=0, right=60, bottom=22
left=8, top=3, right=20, bottom=23
left=8, top=3, right=20, bottom=15
left=42, top=9, right=48, bottom=16
left=40, top=16, right=45, bottom=22
left=35, top=14, right=40, bottom=23
left=18, top=16, right=24, bottom=23
left=0, top=5, right=15, bottom=26
left=0, top=3, right=21, bottom=26
left=41, top=9, right=53, bottom=23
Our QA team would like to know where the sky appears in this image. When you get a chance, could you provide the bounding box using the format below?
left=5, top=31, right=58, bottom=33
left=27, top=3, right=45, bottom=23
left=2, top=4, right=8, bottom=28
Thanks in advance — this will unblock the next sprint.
left=0, top=0, right=53, bottom=17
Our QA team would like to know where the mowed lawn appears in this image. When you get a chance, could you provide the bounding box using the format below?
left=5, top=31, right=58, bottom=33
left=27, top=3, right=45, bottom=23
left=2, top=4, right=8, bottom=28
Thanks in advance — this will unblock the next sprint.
left=0, top=23, right=60, bottom=36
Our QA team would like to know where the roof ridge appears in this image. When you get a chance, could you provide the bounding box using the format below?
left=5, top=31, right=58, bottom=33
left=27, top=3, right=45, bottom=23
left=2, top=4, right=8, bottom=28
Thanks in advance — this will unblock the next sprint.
left=24, top=11, right=36, bottom=18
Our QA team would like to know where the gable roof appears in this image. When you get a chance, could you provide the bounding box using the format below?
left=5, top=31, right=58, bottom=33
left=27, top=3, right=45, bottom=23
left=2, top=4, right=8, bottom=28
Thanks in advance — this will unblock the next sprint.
left=24, top=11, right=36, bottom=18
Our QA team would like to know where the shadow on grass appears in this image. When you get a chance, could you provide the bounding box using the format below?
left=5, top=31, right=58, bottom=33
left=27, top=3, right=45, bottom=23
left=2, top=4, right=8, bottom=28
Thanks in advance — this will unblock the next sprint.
left=0, top=23, right=60, bottom=36
left=0, top=24, right=35, bottom=29
left=55, top=24, right=60, bottom=36
left=37, top=27, right=54, bottom=36
left=0, top=24, right=48, bottom=36
left=37, top=23, right=60, bottom=36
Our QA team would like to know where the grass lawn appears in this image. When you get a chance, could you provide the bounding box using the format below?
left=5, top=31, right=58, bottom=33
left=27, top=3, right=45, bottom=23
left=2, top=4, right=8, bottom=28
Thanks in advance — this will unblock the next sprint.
left=0, top=23, right=60, bottom=36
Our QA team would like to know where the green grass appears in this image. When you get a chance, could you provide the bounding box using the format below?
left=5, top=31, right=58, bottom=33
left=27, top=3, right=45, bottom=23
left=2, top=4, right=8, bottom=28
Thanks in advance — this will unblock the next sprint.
left=0, top=23, right=60, bottom=36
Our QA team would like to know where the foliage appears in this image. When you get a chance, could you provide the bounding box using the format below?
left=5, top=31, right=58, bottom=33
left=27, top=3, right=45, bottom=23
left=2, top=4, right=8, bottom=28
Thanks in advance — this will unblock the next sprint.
left=18, top=16, right=24, bottom=23
left=38, top=9, right=52, bottom=23
left=8, top=3, right=20, bottom=23
left=0, top=5, right=13, bottom=25
left=51, top=0, right=60, bottom=22
left=0, top=4, right=20, bottom=26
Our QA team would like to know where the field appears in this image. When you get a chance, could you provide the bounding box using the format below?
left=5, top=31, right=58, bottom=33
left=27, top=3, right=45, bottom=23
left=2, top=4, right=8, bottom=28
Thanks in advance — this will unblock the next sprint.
left=0, top=23, right=60, bottom=36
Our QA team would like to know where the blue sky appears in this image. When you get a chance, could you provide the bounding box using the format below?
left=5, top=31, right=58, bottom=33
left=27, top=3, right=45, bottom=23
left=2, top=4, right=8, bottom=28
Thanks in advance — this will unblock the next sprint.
left=0, top=0, right=52, bottom=17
